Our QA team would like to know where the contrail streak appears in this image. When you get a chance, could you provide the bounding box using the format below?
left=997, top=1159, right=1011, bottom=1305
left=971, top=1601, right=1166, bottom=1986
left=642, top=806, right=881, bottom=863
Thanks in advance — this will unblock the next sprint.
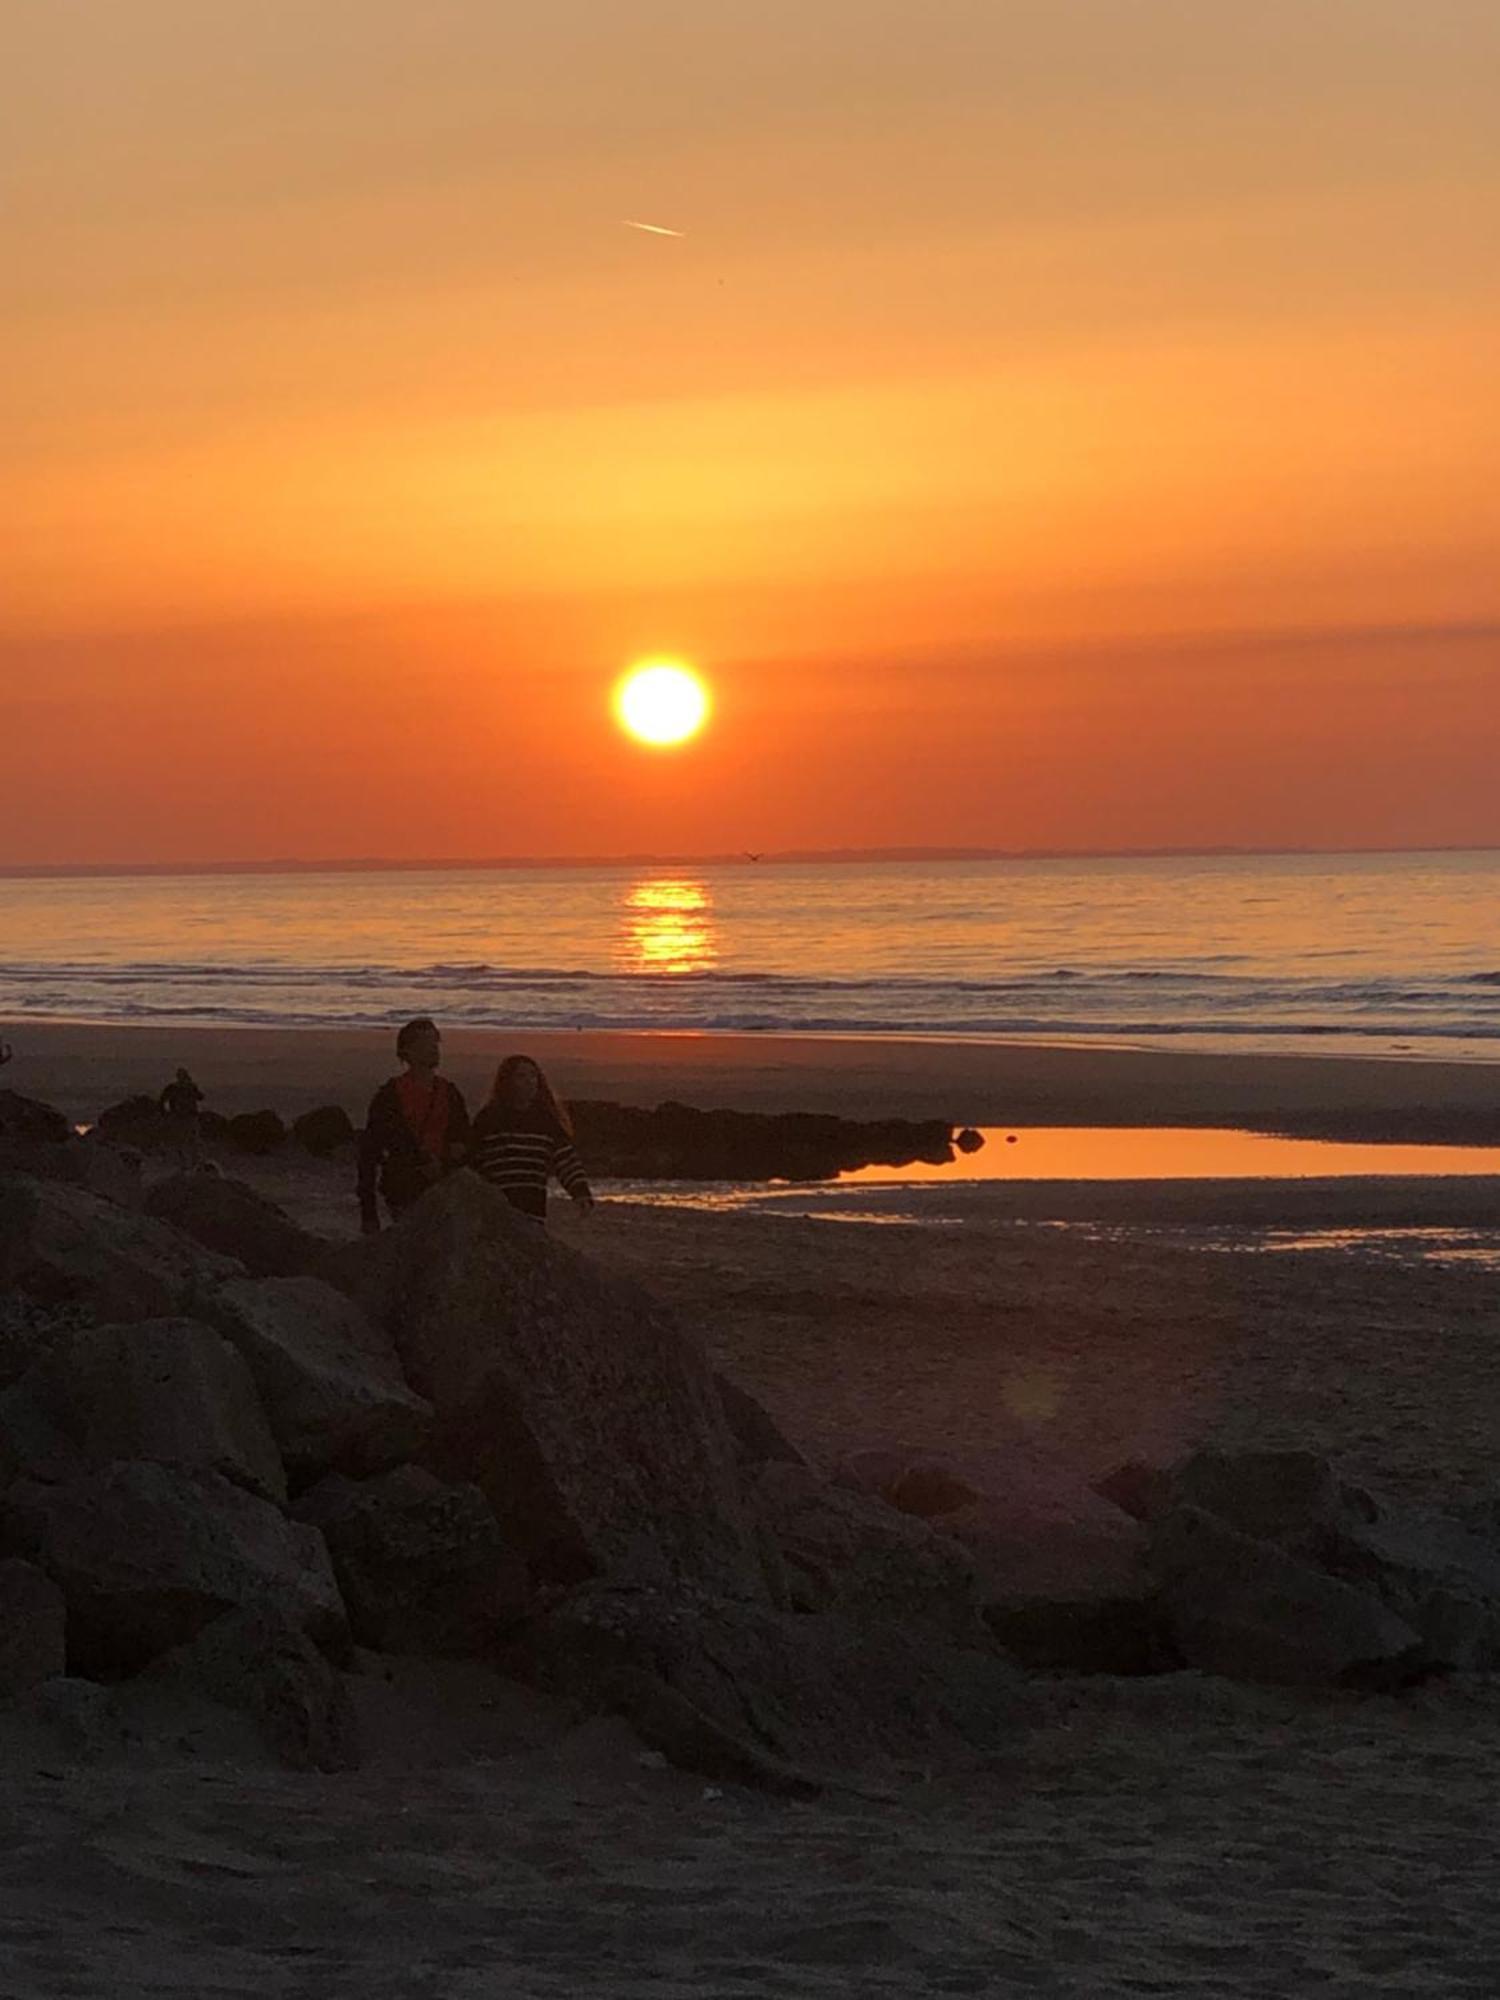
left=622, top=219, right=685, bottom=237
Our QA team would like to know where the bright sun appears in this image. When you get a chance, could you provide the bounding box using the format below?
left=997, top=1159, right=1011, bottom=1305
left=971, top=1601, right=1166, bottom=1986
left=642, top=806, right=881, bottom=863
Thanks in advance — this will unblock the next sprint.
left=613, top=660, right=711, bottom=748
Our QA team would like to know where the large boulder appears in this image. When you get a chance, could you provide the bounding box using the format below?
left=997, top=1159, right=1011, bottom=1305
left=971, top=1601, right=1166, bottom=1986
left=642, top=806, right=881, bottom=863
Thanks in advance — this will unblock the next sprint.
left=835, top=1447, right=985, bottom=1520
left=0, top=1175, right=240, bottom=1324
left=226, top=1110, right=286, bottom=1156
left=292, top=1105, right=356, bottom=1157
left=0, top=1558, right=66, bottom=1696
left=747, top=1460, right=987, bottom=1646
left=0, top=1091, right=71, bottom=1145
left=3, top=1318, right=285, bottom=1504
left=1148, top=1504, right=1422, bottom=1687
left=95, top=1095, right=171, bottom=1147
left=7, top=1460, right=347, bottom=1674
left=1152, top=1450, right=1500, bottom=1673
left=144, top=1174, right=326, bottom=1280
left=714, top=1372, right=806, bottom=1469
left=518, top=1581, right=1024, bottom=1789
left=294, top=1467, right=529, bottom=1655
left=147, top=1605, right=360, bottom=1772
left=201, top=1276, right=430, bottom=1487
left=372, top=1174, right=771, bottom=1601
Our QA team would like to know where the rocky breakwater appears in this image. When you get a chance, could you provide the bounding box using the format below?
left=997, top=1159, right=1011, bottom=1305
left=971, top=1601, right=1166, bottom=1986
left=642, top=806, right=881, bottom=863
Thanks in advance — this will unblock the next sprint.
left=0, top=1123, right=1020, bottom=1789
left=568, top=1099, right=970, bottom=1181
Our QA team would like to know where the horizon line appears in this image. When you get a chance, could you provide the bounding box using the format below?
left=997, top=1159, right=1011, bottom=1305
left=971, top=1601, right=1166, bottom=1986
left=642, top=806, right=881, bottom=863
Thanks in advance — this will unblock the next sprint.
left=2, top=841, right=1499, bottom=882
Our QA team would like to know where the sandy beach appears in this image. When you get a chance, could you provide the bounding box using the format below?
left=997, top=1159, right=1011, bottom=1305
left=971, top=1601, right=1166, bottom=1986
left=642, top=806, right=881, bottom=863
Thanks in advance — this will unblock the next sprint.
left=11, top=1019, right=1500, bottom=1142
left=6, top=1033, right=1500, bottom=1993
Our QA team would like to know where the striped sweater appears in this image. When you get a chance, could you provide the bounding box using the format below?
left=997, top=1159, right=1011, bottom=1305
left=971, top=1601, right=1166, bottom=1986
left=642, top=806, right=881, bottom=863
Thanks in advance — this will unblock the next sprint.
left=468, top=1107, right=591, bottom=1217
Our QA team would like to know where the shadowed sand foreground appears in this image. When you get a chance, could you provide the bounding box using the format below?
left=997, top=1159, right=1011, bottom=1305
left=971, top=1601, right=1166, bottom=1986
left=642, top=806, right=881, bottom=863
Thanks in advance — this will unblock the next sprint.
left=5, top=1045, right=1500, bottom=1993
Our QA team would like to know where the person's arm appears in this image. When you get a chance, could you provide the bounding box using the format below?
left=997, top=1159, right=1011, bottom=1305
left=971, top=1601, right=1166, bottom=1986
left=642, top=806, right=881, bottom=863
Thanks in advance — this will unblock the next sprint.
left=552, top=1134, right=594, bottom=1211
left=158, top=1085, right=173, bottom=1114
left=444, top=1083, right=472, bottom=1165
left=357, top=1088, right=389, bottom=1232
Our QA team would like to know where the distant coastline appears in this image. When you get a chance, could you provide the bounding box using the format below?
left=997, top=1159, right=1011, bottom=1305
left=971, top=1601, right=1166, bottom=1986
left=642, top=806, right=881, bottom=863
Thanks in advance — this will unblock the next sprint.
left=3, top=842, right=1498, bottom=881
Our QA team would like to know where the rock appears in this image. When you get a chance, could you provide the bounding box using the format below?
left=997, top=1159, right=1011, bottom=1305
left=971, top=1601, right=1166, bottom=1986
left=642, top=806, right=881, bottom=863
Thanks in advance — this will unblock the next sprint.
left=0, top=1174, right=240, bottom=1324
left=144, top=1173, right=326, bottom=1279
left=1316, top=1504, right=1500, bottom=1671
left=1093, top=1460, right=1175, bottom=1525
left=0, top=1091, right=71, bottom=1145
left=292, top=1105, right=356, bottom=1156
left=1159, top=1450, right=1500, bottom=1672
left=0, top=1134, right=144, bottom=1212
left=149, top=1605, right=359, bottom=1772
left=1168, top=1448, right=1378, bottom=1546
left=518, top=1580, right=1024, bottom=1788
left=294, top=1467, right=529, bottom=1655
left=0, top=1294, right=93, bottom=1393
left=887, top=1460, right=986, bottom=1520
left=95, top=1095, right=173, bottom=1149
left=226, top=1110, right=286, bottom=1156
left=6, top=1317, right=286, bottom=1503
left=568, top=1099, right=960, bottom=1182
left=0, top=1558, right=67, bottom=1696
left=10, top=1460, right=347, bottom=1674
left=0, top=1374, right=88, bottom=1490
left=201, top=1276, right=431, bottom=1487
left=376, top=1174, right=770, bottom=1601
left=747, top=1461, right=987, bottom=1645
left=983, top=1595, right=1175, bottom=1675
left=1148, top=1504, right=1422, bottom=1687
left=714, top=1372, right=806, bottom=1468
left=832, top=1445, right=983, bottom=1518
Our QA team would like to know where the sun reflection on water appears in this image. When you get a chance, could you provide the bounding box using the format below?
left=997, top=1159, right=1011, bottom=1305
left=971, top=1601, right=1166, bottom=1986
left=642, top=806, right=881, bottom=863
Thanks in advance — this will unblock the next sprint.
left=619, top=877, right=718, bottom=975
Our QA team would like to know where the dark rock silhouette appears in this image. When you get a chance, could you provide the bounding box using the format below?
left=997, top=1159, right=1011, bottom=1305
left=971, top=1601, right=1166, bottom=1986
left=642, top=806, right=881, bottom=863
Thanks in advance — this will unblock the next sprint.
left=748, top=1460, right=988, bottom=1645
left=292, top=1104, right=356, bottom=1156
left=367, top=1173, right=772, bottom=1601
left=202, top=1276, right=431, bottom=1488
left=8, top=1460, right=347, bottom=1675
left=569, top=1099, right=962, bottom=1181
left=146, top=1173, right=325, bottom=1279
left=227, top=1109, right=287, bottom=1156
left=0, top=1175, right=239, bottom=1330
left=0, top=1092, right=70, bottom=1146
left=295, top=1466, right=528, bottom=1656
left=0, top=1558, right=66, bottom=1697
left=516, top=1581, right=1024, bottom=1789
left=148, top=1604, right=359, bottom=1772
left=3, top=1316, right=285, bottom=1503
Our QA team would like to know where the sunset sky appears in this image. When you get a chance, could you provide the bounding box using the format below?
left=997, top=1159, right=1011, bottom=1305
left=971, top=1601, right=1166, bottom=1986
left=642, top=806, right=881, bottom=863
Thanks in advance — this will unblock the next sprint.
left=7, top=1, right=1497, bottom=866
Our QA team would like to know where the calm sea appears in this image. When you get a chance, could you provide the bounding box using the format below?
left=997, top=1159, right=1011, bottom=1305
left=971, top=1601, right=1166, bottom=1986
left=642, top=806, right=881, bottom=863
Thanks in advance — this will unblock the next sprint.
left=2, top=851, right=1498, bottom=1059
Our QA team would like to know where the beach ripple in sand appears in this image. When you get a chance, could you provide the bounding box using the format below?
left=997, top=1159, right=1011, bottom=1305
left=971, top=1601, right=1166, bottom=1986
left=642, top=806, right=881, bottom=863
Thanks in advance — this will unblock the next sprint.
left=6, top=1675, right=1500, bottom=1997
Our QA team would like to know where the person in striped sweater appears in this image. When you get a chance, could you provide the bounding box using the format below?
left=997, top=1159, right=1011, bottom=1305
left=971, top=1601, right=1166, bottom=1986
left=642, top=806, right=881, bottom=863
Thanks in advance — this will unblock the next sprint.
left=468, top=1054, right=594, bottom=1222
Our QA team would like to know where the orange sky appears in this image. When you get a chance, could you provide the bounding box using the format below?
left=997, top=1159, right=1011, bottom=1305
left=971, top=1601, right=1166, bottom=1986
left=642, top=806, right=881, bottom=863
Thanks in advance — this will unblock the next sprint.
left=6, top=1, right=1498, bottom=865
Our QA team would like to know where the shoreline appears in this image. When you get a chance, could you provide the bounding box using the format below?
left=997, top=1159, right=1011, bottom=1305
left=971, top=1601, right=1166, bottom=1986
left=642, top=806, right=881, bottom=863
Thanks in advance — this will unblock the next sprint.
left=6, top=1019, right=1500, bottom=1143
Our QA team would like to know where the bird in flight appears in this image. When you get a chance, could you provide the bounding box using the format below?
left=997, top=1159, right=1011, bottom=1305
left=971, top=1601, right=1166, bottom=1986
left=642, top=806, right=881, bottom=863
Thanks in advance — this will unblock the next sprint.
left=623, top=220, right=685, bottom=238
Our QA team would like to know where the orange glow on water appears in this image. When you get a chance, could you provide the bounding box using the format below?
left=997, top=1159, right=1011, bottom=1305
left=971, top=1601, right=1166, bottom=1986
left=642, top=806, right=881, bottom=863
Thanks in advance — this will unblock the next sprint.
left=839, top=1128, right=1500, bottom=1184
left=619, top=878, right=717, bottom=975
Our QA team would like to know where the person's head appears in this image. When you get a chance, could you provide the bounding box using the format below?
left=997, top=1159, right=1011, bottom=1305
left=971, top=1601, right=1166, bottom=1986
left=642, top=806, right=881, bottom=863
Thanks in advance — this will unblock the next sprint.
left=396, top=1017, right=442, bottom=1073
left=176, top=1066, right=192, bottom=1084
left=489, top=1053, right=571, bottom=1132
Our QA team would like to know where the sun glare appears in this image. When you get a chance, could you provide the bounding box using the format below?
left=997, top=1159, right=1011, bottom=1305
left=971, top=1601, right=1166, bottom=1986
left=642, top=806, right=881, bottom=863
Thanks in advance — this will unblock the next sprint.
left=613, top=660, right=711, bottom=748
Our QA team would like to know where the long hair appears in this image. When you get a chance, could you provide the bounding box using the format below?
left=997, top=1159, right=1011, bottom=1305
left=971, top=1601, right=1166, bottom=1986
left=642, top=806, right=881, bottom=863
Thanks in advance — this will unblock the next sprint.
left=487, top=1053, right=573, bottom=1136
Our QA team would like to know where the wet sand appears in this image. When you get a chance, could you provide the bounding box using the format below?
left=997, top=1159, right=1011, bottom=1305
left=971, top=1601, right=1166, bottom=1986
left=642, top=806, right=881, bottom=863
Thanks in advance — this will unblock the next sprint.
left=10, top=1018, right=1500, bottom=1142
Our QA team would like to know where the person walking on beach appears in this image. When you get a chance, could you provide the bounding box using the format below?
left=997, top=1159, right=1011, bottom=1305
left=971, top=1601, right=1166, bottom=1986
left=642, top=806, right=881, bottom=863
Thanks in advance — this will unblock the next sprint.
left=469, top=1054, right=593, bottom=1222
left=358, top=1017, right=471, bottom=1234
left=158, top=1066, right=205, bottom=1170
